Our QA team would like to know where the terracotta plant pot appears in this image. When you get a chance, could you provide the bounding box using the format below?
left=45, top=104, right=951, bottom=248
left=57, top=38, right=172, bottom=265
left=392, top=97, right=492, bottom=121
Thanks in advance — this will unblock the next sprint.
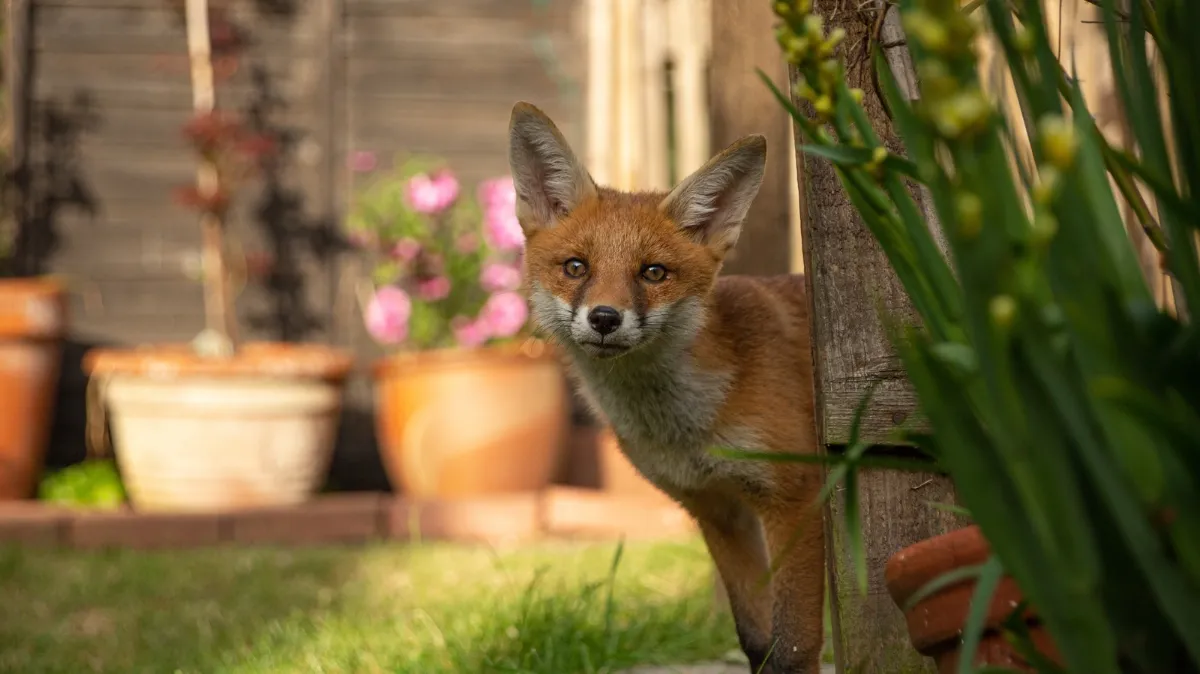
left=83, top=342, right=353, bottom=512
left=374, top=340, right=568, bottom=498
left=885, top=525, right=1063, bottom=673
left=0, top=278, right=67, bottom=499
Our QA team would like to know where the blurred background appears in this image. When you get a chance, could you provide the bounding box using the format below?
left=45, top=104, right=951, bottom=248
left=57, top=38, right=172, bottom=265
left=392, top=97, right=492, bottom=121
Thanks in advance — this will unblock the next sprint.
left=8, top=0, right=804, bottom=489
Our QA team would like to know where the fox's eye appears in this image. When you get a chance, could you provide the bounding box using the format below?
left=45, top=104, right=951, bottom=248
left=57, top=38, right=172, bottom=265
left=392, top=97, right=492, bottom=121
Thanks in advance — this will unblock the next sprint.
left=563, top=258, right=589, bottom=278
left=641, top=264, right=668, bottom=283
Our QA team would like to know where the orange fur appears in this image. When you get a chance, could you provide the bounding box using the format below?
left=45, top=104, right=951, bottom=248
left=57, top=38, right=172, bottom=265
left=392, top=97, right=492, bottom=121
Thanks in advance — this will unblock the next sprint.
left=508, top=102, right=825, bottom=674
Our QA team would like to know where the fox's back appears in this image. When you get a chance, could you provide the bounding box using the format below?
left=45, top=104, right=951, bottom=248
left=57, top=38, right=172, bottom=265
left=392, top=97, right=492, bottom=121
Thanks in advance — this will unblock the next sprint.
left=701, top=273, right=818, bottom=457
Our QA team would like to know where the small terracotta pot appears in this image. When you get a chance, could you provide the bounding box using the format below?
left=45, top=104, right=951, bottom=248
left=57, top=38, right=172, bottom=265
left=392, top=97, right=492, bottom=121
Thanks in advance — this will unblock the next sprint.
left=0, top=278, right=67, bottom=500
left=884, top=525, right=1062, bottom=673
left=83, top=342, right=353, bottom=512
left=374, top=340, right=568, bottom=498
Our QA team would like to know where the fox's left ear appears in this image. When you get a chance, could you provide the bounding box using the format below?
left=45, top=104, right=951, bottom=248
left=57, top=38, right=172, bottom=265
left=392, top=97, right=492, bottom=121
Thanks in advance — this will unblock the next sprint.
left=508, top=101, right=597, bottom=237
left=658, top=135, right=766, bottom=255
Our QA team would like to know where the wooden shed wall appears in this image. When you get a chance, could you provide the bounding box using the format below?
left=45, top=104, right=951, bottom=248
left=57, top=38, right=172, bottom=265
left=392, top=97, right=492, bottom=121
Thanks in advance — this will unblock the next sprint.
left=22, top=0, right=586, bottom=485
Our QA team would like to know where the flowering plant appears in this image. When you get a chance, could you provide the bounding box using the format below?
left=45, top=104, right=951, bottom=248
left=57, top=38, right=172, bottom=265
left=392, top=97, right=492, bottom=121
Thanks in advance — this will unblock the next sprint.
left=346, top=154, right=530, bottom=352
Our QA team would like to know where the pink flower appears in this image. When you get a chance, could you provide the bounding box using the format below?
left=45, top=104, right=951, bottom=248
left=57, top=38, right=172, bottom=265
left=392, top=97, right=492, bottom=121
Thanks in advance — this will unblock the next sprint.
left=365, top=286, right=411, bottom=345
left=455, top=232, right=479, bottom=253
left=452, top=316, right=490, bottom=349
left=478, top=291, right=528, bottom=338
left=478, top=176, right=525, bottom=252
left=479, top=262, right=522, bottom=292
left=347, top=151, right=377, bottom=173
left=406, top=169, right=460, bottom=214
left=416, top=275, right=451, bottom=301
left=483, top=205, right=525, bottom=252
left=391, top=238, right=421, bottom=263
left=478, top=176, right=517, bottom=210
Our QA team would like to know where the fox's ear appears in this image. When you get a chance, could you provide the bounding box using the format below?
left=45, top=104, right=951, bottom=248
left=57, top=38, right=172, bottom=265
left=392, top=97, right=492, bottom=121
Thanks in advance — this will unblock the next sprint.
left=508, top=102, right=596, bottom=236
left=658, top=135, right=766, bottom=254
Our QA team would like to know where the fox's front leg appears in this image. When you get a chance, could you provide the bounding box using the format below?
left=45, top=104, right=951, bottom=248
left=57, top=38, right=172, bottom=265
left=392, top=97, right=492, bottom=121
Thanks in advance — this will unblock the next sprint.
left=684, top=494, right=775, bottom=673
left=757, top=479, right=827, bottom=674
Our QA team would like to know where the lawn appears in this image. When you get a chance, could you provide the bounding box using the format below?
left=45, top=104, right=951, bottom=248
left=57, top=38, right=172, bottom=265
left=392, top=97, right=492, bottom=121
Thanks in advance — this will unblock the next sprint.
left=0, top=536, right=740, bottom=674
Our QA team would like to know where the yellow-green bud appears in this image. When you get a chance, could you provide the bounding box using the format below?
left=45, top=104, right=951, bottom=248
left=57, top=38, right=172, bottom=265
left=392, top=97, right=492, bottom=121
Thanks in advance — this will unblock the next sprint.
left=918, top=60, right=956, bottom=98
left=787, top=36, right=811, bottom=60
left=902, top=10, right=949, bottom=53
left=956, top=192, right=983, bottom=238
left=1033, top=165, right=1062, bottom=204
left=990, top=295, right=1017, bottom=329
left=774, top=2, right=791, bottom=17
left=794, top=79, right=817, bottom=101
left=804, top=14, right=824, bottom=39
left=1030, top=211, right=1059, bottom=246
left=932, top=90, right=992, bottom=138
left=1038, top=115, right=1078, bottom=169
left=849, top=87, right=865, bottom=104
left=1014, top=26, right=1035, bottom=54
left=871, top=147, right=888, bottom=164
left=814, top=95, right=834, bottom=116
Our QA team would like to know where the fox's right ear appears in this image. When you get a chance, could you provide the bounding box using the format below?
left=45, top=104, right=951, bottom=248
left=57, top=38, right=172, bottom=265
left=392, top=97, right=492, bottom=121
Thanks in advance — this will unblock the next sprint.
left=508, top=102, right=596, bottom=236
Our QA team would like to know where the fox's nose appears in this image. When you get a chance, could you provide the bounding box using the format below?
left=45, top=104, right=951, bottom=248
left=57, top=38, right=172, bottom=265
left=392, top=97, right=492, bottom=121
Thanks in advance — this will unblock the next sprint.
left=587, top=306, right=622, bottom=336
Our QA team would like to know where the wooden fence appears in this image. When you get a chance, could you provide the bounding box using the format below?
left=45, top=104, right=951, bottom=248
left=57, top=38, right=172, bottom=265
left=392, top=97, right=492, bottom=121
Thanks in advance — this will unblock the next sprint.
left=9, top=0, right=587, bottom=480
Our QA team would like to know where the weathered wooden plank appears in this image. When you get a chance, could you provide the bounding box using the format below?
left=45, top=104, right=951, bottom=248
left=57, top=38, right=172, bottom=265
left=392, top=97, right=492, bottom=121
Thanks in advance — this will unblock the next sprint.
left=345, top=0, right=575, bottom=19
left=349, top=112, right=580, bottom=161
left=28, top=106, right=321, bottom=148
left=826, top=468, right=967, bottom=674
left=792, top=40, right=922, bottom=446
left=346, top=56, right=567, bottom=98
left=788, top=2, right=965, bottom=673
left=32, top=4, right=319, bottom=46
left=33, top=51, right=322, bottom=90
left=66, top=313, right=209, bottom=346
left=709, top=0, right=794, bottom=276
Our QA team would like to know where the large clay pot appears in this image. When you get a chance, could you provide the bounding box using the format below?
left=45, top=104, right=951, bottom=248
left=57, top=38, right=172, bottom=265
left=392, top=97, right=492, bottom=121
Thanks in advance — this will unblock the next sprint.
left=884, top=525, right=1062, bottom=673
left=83, top=342, right=353, bottom=512
left=374, top=340, right=568, bottom=498
left=0, top=278, right=67, bottom=500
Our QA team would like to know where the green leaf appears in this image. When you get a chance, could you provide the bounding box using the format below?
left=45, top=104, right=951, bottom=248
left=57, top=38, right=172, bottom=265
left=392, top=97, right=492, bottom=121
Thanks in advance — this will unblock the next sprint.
left=957, top=556, right=1003, bottom=674
left=903, top=562, right=986, bottom=612
left=797, top=144, right=920, bottom=180
left=926, top=501, right=973, bottom=519
left=844, top=467, right=867, bottom=595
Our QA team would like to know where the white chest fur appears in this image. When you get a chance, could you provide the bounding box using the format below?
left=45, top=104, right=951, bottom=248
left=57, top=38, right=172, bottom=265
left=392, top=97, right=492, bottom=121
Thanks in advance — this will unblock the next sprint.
left=568, top=351, right=770, bottom=495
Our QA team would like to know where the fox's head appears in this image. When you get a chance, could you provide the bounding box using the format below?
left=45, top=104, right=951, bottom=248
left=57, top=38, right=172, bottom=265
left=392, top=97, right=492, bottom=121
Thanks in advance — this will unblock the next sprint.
left=507, top=102, right=766, bottom=360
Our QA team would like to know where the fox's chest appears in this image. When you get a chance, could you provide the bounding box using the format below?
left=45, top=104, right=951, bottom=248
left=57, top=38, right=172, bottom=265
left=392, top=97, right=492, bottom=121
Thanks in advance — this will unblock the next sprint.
left=569, top=360, right=768, bottom=494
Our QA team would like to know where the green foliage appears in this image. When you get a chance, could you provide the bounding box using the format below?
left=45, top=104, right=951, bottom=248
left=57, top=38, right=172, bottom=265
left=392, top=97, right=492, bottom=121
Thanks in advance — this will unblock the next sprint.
left=0, top=538, right=735, bottom=673
left=38, top=460, right=127, bottom=510
left=770, top=0, right=1200, bottom=672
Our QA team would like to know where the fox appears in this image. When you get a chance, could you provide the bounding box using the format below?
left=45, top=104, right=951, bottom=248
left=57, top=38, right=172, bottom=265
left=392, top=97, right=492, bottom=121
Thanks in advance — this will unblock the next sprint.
left=506, top=101, right=825, bottom=674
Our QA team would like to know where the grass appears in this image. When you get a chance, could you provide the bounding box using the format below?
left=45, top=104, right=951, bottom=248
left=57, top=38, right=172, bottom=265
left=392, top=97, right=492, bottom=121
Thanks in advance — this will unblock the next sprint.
left=0, top=536, right=739, bottom=674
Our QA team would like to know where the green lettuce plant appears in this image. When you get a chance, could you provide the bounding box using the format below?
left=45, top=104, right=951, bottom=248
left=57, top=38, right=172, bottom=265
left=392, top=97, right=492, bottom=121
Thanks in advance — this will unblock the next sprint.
left=759, top=0, right=1200, bottom=672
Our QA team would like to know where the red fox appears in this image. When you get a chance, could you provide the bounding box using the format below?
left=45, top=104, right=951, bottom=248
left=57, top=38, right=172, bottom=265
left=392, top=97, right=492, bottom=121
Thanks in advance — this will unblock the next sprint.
left=507, top=102, right=824, bottom=674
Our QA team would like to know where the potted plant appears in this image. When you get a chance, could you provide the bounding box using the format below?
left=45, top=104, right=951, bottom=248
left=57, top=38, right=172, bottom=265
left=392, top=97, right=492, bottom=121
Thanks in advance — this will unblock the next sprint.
left=81, top=0, right=352, bottom=512
left=765, top=0, right=1200, bottom=672
left=0, top=8, right=68, bottom=501
left=345, top=155, right=568, bottom=498
left=884, top=524, right=1061, bottom=673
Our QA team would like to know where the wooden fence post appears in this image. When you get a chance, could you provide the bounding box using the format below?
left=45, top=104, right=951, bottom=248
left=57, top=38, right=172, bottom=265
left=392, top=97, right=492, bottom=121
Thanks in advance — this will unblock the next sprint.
left=787, top=1, right=968, bottom=672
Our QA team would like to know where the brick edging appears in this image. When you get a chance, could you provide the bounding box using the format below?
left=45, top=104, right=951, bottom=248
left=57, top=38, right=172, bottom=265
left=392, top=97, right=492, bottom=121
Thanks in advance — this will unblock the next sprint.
left=0, top=487, right=697, bottom=550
